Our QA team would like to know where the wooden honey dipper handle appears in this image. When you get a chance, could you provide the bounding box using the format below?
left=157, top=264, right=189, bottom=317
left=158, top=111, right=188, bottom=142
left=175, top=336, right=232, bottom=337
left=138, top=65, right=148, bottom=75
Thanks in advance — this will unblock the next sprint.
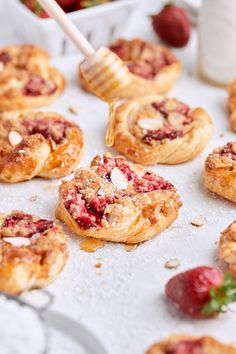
left=38, top=0, right=95, bottom=58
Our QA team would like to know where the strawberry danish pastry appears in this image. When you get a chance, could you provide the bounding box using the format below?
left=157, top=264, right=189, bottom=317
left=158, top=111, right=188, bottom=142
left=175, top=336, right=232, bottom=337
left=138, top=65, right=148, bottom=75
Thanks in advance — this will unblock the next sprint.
left=0, top=45, right=65, bottom=111
left=106, top=96, right=212, bottom=165
left=219, top=221, right=236, bottom=277
left=147, top=335, right=236, bottom=354
left=0, top=111, right=84, bottom=183
left=0, top=210, right=68, bottom=295
left=56, top=154, right=181, bottom=244
left=204, top=142, right=236, bottom=202
left=79, top=38, right=181, bottom=100
left=228, top=79, right=236, bottom=131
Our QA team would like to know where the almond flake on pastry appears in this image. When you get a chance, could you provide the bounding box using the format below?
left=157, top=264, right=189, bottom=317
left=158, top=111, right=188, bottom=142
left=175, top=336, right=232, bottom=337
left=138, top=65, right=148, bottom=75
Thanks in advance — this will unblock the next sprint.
left=79, top=38, right=181, bottom=100
left=106, top=95, right=212, bottom=165
left=0, top=210, right=68, bottom=295
left=55, top=153, right=182, bottom=244
left=0, top=111, right=84, bottom=183
left=204, top=142, right=236, bottom=202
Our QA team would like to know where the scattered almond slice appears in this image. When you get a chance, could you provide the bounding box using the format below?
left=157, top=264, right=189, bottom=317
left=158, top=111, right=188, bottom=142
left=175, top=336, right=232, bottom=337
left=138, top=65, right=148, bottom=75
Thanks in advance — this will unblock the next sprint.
left=69, top=106, right=80, bottom=115
left=138, top=117, right=164, bottom=130
left=8, top=131, right=23, bottom=146
left=29, top=195, right=38, bottom=203
left=167, top=112, right=186, bottom=126
left=3, top=237, right=30, bottom=247
left=165, top=258, right=181, bottom=269
left=190, top=215, right=207, bottom=227
left=110, top=167, right=128, bottom=190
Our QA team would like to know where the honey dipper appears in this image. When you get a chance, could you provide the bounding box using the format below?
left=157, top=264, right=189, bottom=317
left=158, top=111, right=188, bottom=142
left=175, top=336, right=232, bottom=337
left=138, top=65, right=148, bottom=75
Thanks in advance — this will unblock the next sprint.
left=38, top=0, right=132, bottom=102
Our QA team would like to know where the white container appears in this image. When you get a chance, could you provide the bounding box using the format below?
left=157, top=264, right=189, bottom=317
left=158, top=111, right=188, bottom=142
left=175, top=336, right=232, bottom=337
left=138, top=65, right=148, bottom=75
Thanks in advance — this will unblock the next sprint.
left=198, top=0, right=236, bottom=86
left=7, top=0, right=138, bottom=57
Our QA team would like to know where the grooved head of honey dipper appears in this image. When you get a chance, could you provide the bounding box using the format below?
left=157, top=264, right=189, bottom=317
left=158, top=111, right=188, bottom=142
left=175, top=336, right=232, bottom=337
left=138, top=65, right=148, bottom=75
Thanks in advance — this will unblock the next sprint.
left=80, top=47, right=132, bottom=102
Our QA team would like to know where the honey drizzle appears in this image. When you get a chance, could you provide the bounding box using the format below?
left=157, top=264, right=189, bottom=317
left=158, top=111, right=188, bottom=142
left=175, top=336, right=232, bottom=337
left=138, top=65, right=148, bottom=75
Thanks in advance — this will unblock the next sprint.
left=80, top=238, right=105, bottom=253
left=124, top=244, right=138, bottom=252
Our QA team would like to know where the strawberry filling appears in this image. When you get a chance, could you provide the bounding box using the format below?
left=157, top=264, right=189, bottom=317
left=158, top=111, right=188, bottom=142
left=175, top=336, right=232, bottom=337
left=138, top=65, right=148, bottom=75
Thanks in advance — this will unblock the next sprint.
left=109, top=42, right=175, bottom=80
left=63, top=186, right=115, bottom=229
left=142, top=99, right=190, bottom=143
left=25, top=117, right=73, bottom=144
left=22, top=75, right=57, bottom=96
left=95, top=156, right=173, bottom=193
left=220, top=142, right=236, bottom=161
left=143, top=129, right=183, bottom=142
left=152, top=100, right=189, bottom=117
left=0, top=51, right=11, bottom=66
left=64, top=156, right=173, bottom=229
left=167, top=340, right=202, bottom=354
left=1, top=212, right=53, bottom=238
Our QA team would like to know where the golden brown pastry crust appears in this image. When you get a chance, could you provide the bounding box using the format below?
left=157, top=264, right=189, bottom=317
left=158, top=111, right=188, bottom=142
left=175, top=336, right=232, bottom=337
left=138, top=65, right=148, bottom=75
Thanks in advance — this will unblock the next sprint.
left=227, top=79, right=236, bottom=132
left=55, top=153, right=182, bottom=244
left=0, top=111, right=84, bottom=183
left=107, top=95, right=212, bottom=165
left=0, top=210, right=68, bottom=295
left=147, top=334, right=236, bottom=354
left=0, top=45, right=65, bottom=111
left=219, top=221, right=236, bottom=277
left=79, top=38, right=181, bottom=100
left=204, top=142, right=236, bottom=202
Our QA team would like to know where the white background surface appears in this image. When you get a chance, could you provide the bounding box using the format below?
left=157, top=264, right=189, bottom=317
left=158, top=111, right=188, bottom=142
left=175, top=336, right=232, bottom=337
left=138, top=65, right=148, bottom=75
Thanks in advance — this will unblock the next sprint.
left=0, top=1, right=236, bottom=353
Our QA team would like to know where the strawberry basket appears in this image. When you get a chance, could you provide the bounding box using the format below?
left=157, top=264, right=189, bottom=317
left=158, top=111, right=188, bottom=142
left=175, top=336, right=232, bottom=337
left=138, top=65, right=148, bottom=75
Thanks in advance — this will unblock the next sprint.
left=7, top=0, right=137, bottom=56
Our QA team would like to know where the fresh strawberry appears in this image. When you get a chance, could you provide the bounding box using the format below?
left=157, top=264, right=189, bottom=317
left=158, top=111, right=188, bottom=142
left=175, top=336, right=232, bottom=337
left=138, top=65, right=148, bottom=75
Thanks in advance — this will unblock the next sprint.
left=165, top=266, right=236, bottom=318
left=73, top=0, right=110, bottom=10
left=152, top=4, right=191, bottom=48
left=22, top=0, right=49, bottom=18
left=56, top=0, right=77, bottom=7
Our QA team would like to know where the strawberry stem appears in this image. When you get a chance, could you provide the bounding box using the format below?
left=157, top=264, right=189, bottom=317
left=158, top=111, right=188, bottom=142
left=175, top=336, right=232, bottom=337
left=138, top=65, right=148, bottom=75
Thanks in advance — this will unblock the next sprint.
left=202, top=273, right=236, bottom=316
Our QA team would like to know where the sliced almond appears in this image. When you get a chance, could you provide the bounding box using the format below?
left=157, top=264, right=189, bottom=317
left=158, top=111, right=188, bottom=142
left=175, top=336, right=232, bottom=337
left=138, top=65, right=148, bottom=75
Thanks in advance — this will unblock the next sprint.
left=165, top=258, right=181, bottom=269
left=110, top=167, right=128, bottom=190
left=8, top=131, right=23, bottom=146
left=190, top=215, right=207, bottom=227
left=3, top=237, right=30, bottom=247
left=138, top=117, right=164, bottom=131
left=164, top=99, right=178, bottom=111
left=167, top=112, right=186, bottom=127
left=0, top=62, right=4, bottom=72
left=69, top=106, right=80, bottom=115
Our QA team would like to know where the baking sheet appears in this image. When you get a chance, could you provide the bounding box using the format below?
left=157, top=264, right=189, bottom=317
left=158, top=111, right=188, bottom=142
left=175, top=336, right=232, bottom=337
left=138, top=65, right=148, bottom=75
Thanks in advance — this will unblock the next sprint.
left=0, top=1, right=235, bottom=353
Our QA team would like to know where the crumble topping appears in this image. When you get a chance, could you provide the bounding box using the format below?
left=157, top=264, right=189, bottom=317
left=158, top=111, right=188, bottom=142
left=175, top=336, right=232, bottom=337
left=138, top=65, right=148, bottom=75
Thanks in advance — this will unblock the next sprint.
left=1, top=211, right=53, bottom=238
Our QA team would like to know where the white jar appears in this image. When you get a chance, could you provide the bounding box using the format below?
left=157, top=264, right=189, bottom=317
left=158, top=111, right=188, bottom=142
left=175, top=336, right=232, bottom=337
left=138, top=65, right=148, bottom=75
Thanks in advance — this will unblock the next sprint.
left=198, top=0, right=236, bottom=86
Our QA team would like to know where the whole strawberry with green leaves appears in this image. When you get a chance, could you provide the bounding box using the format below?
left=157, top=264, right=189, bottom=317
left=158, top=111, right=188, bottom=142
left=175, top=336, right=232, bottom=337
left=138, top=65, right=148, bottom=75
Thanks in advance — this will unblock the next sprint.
left=165, top=266, right=236, bottom=318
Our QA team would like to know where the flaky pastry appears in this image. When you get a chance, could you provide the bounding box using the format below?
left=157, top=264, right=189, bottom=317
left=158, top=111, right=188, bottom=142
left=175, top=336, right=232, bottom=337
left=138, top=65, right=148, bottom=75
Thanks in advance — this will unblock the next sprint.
left=79, top=38, right=181, bottom=100
left=0, top=45, right=65, bottom=111
left=0, top=210, right=68, bottom=295
left=147, top=334, right=236, bottom=354
left=0, top=111, right=84, bottom=183
left=55, top=153, right=182, bottom=244
left=227, top=79, right=236, bottom=131
left=106, top=95, right=212, bottom=165
left=204, top=142, right=236, bottom=202
left=219, top=221, right=236, bottom=277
